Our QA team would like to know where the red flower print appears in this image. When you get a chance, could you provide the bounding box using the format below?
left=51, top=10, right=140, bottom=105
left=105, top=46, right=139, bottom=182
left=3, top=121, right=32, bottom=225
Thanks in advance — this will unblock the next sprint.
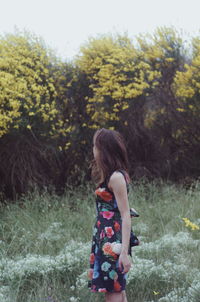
left=91, top=284, right=96, bottom=292
left=102, top=242, right=118, bottom=260
left=98, top=288, right=107, bottom=292
left=100, top=229, right=105, bottom=239
left=114, top=280, right=121, bottom=292
left=97, top=220, right=101, bottom=227
left=95, top=188, right=113, bottom=201
left=114, top=221, right=121, bottom=232
left=88, top=268, right=93, bottom=280
left=105, top=227, right=114, bottom=238
left=100, top=211, right=114, bottom=220
left=89, top=253, right=95, bottom=265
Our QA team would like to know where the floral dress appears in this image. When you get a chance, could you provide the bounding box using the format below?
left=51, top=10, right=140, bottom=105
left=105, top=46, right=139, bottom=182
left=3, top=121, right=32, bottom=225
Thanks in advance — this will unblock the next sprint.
left=88, top=169, right=133, bottom=293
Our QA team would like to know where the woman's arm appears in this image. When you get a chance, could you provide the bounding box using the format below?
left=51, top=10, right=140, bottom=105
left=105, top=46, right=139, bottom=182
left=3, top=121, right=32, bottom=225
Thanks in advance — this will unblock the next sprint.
left=109, top=172, right=132, bottom=273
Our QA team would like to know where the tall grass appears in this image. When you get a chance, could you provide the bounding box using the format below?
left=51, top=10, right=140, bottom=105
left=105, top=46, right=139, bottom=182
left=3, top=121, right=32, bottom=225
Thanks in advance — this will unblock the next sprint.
left=0, top=180, right=200, bottom=302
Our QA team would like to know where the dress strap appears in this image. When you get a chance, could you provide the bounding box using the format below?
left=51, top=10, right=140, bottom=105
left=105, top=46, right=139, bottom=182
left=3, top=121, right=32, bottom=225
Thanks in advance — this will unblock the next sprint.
left=116, top=169, right=128, bottom=185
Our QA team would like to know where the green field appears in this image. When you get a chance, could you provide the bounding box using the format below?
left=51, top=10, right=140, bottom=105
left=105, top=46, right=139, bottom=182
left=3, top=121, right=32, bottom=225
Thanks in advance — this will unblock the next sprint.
left=0, top=180, right=200, bottom=302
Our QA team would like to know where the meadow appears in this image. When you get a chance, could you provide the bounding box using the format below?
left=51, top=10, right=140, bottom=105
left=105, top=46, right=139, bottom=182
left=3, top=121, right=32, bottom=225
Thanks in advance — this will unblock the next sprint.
left=0, top=179, right=200, bottom=302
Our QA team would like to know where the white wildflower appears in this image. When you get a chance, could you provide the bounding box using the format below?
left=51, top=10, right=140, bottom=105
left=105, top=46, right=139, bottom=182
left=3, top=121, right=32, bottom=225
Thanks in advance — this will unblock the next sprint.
left=37, top=221, right=63, bottom=241
left=0, top=286, right=11, bottom=302
left=75, top=271, right=88, bottom=290
left=69, top=297, right=79, bottom=302
left=0, top=240, right=90, bottom=282
left=133, top=222, right=149, bottom=234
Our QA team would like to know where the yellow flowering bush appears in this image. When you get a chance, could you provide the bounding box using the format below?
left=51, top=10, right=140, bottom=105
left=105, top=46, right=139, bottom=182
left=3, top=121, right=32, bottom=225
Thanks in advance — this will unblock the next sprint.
left=0, top=31, right=77, bottom=198
left=137, top=27, right=184, bottom=129
left=0, top=31, right=62, bottom=138
left=1, top=27, right=200, bottom=198
left=174, top=37, right=200, bottom=111
left=171, top=37, right=200, bottom=156
left=76, top=35, right=159, bottom=128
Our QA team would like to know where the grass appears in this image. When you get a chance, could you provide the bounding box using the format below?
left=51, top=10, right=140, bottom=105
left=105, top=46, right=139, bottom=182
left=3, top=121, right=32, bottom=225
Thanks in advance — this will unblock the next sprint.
left=0, top=179, right=200, bottom=302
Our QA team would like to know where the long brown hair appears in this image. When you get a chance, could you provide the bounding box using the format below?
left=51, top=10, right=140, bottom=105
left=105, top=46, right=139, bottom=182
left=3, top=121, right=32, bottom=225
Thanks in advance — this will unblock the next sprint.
left=90, top=128, right=131, bottom=185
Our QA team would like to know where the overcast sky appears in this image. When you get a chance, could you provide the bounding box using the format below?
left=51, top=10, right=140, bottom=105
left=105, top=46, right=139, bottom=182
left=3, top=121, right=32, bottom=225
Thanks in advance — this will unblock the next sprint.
left=0, top=0, right=200, bottom=61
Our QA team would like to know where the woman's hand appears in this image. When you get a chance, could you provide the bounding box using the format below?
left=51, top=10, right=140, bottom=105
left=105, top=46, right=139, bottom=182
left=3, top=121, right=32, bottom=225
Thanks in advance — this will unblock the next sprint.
left=118, top=251, right=131, bottom=274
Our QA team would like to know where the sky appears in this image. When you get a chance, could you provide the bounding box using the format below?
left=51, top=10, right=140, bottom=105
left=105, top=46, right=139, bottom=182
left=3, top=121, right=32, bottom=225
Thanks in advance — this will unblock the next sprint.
left=0, top=0, right=200, bottom=61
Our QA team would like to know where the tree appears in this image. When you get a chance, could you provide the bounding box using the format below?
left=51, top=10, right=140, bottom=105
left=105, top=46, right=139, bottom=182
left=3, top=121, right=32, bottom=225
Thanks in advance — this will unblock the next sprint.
left=172, top=36, right=200, bottom=177
left=0, top=30, right=63, bottom=198
left=76, top=34, right=158, bottom=129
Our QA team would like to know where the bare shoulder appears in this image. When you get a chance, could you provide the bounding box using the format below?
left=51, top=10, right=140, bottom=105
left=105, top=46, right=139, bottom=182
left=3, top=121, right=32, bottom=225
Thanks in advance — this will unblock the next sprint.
left=110, top=171, right=125, bottom=181
left=108, top=171, right=126, bottom=191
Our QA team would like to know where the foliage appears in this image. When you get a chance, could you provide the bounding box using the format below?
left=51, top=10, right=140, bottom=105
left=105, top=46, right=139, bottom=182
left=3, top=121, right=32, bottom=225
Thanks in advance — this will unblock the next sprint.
left=0, top=31, right=59, bottom=137
left=173, top=36, right=200, bottom=144
left=76, top=34, right=159, bottom=128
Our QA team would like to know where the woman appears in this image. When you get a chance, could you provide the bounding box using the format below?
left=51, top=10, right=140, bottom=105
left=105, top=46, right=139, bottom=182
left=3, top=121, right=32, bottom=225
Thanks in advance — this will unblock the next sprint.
left=88, top=128, right=133, bottom=302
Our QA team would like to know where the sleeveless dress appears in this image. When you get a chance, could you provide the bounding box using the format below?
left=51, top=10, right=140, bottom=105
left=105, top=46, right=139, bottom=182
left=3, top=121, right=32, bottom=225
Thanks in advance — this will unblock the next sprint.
left=88, top=169, right=132, bottom=293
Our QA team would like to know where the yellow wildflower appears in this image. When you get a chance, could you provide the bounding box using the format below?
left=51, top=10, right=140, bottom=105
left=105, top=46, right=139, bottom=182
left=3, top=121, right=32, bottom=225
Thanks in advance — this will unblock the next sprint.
left=176, top=108, right=185, bottom=112
left=64, top=142, right=71, bottom=150
left=122, top=104, right=129, bottom=110
left=182, top=218, right=199, bottom=230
